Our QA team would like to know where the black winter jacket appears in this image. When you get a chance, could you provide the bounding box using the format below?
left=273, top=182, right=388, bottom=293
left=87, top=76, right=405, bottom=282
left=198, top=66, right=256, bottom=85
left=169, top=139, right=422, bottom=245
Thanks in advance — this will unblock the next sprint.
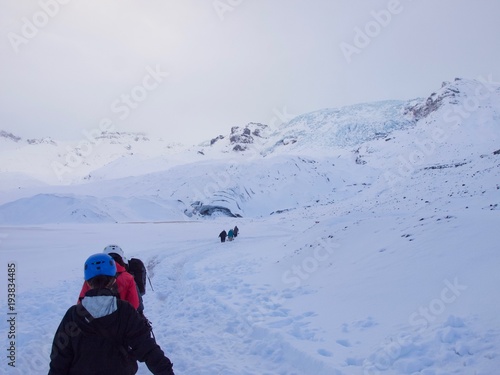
left=48, top=289, right=174, bottom=375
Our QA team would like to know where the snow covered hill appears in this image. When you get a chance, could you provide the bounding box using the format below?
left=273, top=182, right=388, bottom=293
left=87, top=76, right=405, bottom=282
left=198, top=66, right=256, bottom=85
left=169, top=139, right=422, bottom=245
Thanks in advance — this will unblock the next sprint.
left=0, top=78, right=498, bottom=224
left=0, top=130, right=184, bottom=187
left=0, top=195, right=499, bottom=374
left=0, top=77, right=499, bottom=374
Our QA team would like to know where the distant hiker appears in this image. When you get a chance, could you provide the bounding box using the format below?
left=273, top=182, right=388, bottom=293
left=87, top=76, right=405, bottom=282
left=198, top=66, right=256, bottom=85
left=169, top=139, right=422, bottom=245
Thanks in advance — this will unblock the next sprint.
left=227, top=228, right=234, bottom=241
left=78, top=244, right=142, bottom=313
left=49, top=253, right=175, bottom=375
left=219, top=230, right=227, bottom=243
left=233, top=226, right=239, bottom=238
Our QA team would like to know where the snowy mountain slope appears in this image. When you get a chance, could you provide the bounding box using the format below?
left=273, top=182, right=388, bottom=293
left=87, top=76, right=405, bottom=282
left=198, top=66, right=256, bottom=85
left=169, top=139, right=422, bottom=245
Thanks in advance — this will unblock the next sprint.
left=1, top=78, right=498, bottom=224
left=263, top=78, right=499, bottom=156
left=0, top=154, right=378, bottom=223
left=191, top=101, right=415, bottom=158
left=196, top=122, right=273, bottom=155
left=354, top=78, right=500, bottom=170
left=264, top=100, right=415, bottom=155
left=0, top=77, right=499, bottom=374
left=0, top=131, right=184, bottom=186
left=0, top=80, right=495, bottom=179
left=194, top=78, right=499, bottom=162
left=0, top=172, right=49, bottom=192
left=0, top=193, right=188, bottom=225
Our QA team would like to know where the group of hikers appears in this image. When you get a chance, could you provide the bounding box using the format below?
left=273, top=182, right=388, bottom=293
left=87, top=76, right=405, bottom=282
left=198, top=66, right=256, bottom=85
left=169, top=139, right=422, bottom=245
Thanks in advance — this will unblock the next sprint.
left=48, top=245, right=175, bottom=375
left=218, top=225, right=239, bottom=242
left=48, top=225, right=244, bottom=374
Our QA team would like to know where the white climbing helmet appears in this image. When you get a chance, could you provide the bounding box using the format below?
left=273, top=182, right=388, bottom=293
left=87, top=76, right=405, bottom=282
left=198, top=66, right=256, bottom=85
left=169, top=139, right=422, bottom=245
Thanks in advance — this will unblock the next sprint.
left=103, top=244, right=128, bottom=264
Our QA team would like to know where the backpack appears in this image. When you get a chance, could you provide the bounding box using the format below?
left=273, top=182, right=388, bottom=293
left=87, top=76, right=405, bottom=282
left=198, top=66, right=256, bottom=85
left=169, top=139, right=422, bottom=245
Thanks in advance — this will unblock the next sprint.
left=127, top=258, right=147, bottom=296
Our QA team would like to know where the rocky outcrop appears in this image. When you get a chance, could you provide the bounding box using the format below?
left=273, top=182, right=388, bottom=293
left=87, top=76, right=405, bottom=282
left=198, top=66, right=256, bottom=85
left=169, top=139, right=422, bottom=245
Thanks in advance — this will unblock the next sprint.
left=26, top=138, right=57, bottom=146
left=0, top=130, right=22, bottom=142
left=229, top=123, right=269, bottom=152
left=404, top=78, right=463, bottom=121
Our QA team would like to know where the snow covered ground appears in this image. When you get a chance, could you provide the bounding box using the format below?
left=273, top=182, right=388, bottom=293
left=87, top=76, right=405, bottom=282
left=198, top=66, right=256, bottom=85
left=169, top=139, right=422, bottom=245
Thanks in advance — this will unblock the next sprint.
left=0, top=78, right=499, bottom=374
left=1, top=203, right=499, bottom=374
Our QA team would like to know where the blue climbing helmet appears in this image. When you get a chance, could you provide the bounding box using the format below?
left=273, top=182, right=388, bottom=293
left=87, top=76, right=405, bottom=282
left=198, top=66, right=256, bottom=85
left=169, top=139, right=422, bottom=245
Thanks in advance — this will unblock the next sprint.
left=84, top=253, right=117, bottom=281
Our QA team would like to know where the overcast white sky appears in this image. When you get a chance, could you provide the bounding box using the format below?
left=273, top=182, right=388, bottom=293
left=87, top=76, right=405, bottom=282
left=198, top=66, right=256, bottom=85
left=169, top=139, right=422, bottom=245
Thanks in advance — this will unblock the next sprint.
left=1, top=0, right=500, bottom=145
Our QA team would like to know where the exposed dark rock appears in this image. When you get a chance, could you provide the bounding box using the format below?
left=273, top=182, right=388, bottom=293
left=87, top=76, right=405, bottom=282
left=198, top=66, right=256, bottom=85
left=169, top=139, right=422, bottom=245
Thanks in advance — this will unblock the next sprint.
left=270, top=208, right=294, bottom=215
left=227, top=123, right=269, bottom=151
left=230, top=133, right=253, bottom=144
left=233, top=144, right=247, bottom=152
left=210, top=135, right=224, bottom=145
left=405, top=81, right=463, bottom=121
left=423, top=161, right=468, bottom=170
left=355, top=156, right=366, bottom=165
left=26, top=138, right=57, bottom=146
left=0, top=130, right=21, bottom=142
left=276, top=137, right=297, bottom=147
left=95, top=131, right=149, bottom=141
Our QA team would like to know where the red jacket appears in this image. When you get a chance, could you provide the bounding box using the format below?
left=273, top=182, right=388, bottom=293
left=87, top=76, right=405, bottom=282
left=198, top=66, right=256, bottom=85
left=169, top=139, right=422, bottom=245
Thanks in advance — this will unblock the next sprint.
left=78, top=263, right=140, bottom=310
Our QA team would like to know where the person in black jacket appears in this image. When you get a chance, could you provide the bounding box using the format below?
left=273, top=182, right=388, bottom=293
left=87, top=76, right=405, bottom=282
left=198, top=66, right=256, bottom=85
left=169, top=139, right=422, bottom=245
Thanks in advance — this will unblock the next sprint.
left=218, top=230, right=227, bottom=243
left=48, top=253, right=175, bottom=375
